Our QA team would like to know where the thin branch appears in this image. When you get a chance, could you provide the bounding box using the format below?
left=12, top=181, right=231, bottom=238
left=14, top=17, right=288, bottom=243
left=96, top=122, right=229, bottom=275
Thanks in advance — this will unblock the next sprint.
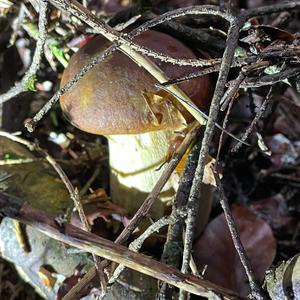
left=179, top=17, right=243, bottom=300
left=109, top=212, right=187, bottom=285
left=232, top=87, right=273, bottom=153
left=161, top=65, right=222, bottom=87
left=26, top=3, right=222, bottom=131
left=246, top=1, right=300, bottom=18
left=0, top=0, right=48, bottom=104
left=25, top=44, right=119, bottom=132
left=79, top=164, right=101, bottom=197
left=51, top=1, right=232, bottom=66
left=159, top=139, right=202, bottom=300
left=220, top=72, right=245, bottom=111
left=212, top=171, right=267, bottom=300
left=0, top=192, right=242, bottom=299
left=216, top=97, right=235, bottom=164
left=0, top=130, right=107, bottom=291
left=240, top=67, right=300, bottom=88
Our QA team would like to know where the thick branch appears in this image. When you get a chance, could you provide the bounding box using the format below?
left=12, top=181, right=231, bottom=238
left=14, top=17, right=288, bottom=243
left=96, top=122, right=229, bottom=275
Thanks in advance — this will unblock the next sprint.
left=0, top=192, right=241, bottom=299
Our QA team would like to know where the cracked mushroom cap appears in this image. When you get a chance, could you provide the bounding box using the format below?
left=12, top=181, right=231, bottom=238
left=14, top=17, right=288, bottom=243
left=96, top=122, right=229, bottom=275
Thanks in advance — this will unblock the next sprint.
left=60, top=30, right=213, bottom=135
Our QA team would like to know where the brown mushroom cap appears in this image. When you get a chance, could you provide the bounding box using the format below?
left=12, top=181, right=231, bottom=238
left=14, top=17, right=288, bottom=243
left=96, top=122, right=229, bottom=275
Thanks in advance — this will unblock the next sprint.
left=60, top=30, right=213, bottom=135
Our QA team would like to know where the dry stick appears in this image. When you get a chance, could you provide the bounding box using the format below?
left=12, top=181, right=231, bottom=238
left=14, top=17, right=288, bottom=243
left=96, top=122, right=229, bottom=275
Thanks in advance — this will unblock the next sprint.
left=162, top=65, right=223, bottom=87
left=26, top=2, right=237, bottom=132
left=212, top=172, right=268, bottom=300
left=39, top=153, right=107, bottom=291
left=239, top=67, right=300, bottom=89
left=0, top=130, right=107, bottom=291
left=79, top=164, right=101, bottom=197
left=23, top=7, right=203, bottom=131
left=25, top=43, right=118, bottom=132
left=245, top=1, right=300, bottom=18
left=0, top=0, right=48, bottom=104
left=220, top=72, right=245, bottom=111
left=52, top=1, right=228, bottom=67
left=109, top=211, right=188, bottom=285
left=179, top=17, right=248, bottom=300
left=162, top=46, right=300, bottom=88
left=62, top=123, right=201, bottom=300
left=232, top=87, right=273, bottom=153
left=158, top=140, right=202, bottom=300
left=216, top=97, right=235, bottom=165
left=0, top=192, right=242, bottom=299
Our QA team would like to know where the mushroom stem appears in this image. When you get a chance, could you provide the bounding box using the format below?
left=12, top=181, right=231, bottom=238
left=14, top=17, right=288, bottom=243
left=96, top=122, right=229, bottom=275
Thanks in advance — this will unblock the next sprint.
left=108, top=130, right=175, bottom=219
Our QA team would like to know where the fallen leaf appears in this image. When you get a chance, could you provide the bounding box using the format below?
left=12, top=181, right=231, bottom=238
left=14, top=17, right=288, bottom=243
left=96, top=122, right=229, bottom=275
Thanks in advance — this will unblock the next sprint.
left=193, top=206, right=276, bottom=297
left=71, top=199, right=130, bottom=236
left=250, top=194, right=292, bottom=230
left=266, top=133, right=298, bottom=168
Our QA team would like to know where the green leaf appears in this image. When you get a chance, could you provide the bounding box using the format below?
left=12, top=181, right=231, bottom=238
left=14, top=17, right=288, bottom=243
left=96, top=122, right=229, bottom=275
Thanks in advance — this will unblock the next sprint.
left=49, top=44, right=68, bottom=68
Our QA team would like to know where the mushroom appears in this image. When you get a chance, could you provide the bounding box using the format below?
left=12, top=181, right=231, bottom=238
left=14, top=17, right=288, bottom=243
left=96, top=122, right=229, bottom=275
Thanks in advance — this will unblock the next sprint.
left=60, top=30, right=213, bottom=221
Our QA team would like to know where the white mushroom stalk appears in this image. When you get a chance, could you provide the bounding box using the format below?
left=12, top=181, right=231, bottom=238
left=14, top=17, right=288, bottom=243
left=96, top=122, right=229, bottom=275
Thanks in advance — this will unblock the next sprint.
left=108, top=131, right=175, bottom=219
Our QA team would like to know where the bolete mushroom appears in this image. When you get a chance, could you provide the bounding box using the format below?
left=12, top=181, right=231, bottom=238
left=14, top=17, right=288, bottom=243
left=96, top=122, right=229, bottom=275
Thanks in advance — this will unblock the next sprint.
left=60, top=30, right=213, bottom=221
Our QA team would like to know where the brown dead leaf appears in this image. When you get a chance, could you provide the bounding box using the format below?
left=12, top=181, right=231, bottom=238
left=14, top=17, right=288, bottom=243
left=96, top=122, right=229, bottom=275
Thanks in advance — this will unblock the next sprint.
left=266, top=133, right=298, bottom=168
left=193, top=205, right=276, bottom=297
left=71, top=199, right=130, bottom=237
left=88, top=188, right=108, bottom=201
left=250, top=194, right=292, bottom=231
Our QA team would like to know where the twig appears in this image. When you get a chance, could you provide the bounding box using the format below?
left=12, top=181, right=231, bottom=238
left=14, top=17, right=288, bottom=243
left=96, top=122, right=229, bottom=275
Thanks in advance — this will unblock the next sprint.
left=79, top=164, right=101, bottom=197
left=0, top=0, right=48, bottom=104
left=26, top=3, right=219, bottom=131
left=54, top=1, right=231, bottom=67
left=246, top=1, right=300, bottom=18
left=220, top=72, right=245, bottom=111
left=0, top=130, right=107, bottom=291
left=216, top=97, right=235, bottom=164
left=240, top=67, right=300, bottom=88
left=161, top=65, right=222, bottom=87
left=232, top=87, right=273, bottom=153
left=157, top=83, right=251, bottom=147
left=25, top=44, right=118, bottom=132
left=159, top=139, right=202, bottom=300
left=143, top=11, right=225, bottom=55
left=109, top=212, right=187, bottom=285
left=212, top=171, right=267, bottom=300
left=0, top=192, right=242, bottom=299
left=0, top=158, right=38, bottom=165
left=179, top=15, right=243, bottom=300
